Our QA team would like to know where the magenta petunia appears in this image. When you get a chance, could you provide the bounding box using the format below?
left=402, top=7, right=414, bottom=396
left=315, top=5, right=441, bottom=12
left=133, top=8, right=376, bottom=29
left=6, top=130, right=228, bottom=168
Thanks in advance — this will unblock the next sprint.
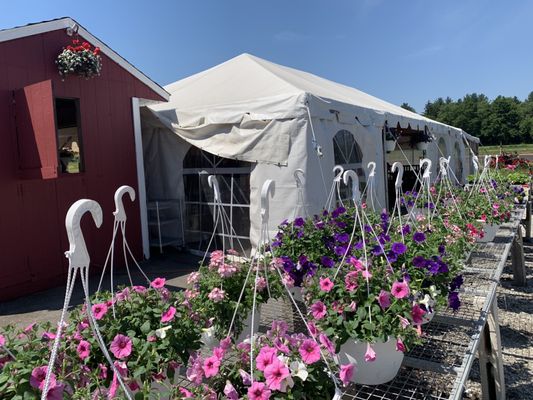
left=161, top=306, right=177, bottom=323
left=319, top=333, right=335, bottom=354
left=319, top=277, right=334, bottom=292
left=30, top=365, right=55, bottom=390
left=391, top=281, right=410, bottom=299
left=150, top=277, right=166, bottom=289
left=396, top=337, right=406, bottom=352
left=310, top=301, right=327, bottom=320
left=0, top=334, right=5, bottom=346
left=344, top=271, right=359, bottom=292
left=91, top=302, right=108, bottom=320
left=248, top=381, right=272, bottom=400
left=339, top=363, right=354, bottom=386
left=264, top=358, right=290, bottom=391
left=77, top=340, right=91, bottom=360
left=411, top=304, right=426, bottom=325
left=110, top=334, right=132, bottom=359
left=377, top=290, right=391, bottom=309
left=203, top=355, right=221, bottom=378
left=256, top=346, right=277, bottom=371
left=298, top=339, right=321, bottom=364
left=364, top=343, right=376, bottom=362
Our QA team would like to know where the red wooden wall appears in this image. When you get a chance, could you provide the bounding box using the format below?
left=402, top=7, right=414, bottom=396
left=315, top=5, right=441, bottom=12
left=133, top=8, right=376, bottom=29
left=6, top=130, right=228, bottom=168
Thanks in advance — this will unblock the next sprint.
left=0, top=29, right=165, bottom=301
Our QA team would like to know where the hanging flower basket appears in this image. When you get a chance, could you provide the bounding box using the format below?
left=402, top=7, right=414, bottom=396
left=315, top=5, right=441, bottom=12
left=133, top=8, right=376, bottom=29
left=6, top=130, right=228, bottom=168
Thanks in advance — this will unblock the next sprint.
left=56, top=39, right=102, bottom=79
left=416, top=141, right=429, bottom=151
left=385, top=139, right=397, bottom=153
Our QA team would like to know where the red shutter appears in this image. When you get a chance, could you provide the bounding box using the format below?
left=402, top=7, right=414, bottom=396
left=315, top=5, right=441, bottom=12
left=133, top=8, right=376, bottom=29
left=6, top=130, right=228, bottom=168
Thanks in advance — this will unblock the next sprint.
left=14, top=80, right=58, bottom=179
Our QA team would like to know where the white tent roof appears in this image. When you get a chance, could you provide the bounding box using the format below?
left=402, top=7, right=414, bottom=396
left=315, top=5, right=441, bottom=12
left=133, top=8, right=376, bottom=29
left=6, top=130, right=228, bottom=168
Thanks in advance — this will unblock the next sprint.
left=153, top=53, right=460, bottom=130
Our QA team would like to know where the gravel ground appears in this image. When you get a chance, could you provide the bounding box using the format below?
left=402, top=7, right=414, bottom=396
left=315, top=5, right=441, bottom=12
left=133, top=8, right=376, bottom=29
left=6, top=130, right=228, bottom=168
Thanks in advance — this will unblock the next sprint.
left=464, top=239, right=533, bottom=399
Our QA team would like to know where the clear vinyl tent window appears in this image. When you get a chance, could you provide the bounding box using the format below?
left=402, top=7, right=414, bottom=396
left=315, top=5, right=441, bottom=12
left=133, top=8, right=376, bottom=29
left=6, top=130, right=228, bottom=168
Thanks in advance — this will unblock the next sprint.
left=333, top=129, right=365, bottom=203
left=453, top=141, right=463, bottom=182
left=55, top=98, right=83, bottom=174
left=182, top=147, right=251, bottom=254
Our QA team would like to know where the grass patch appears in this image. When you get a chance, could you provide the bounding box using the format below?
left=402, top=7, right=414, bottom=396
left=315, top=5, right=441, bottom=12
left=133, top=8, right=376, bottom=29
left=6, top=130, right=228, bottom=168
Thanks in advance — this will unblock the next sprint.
left=478, top=143, right=533, bottom=155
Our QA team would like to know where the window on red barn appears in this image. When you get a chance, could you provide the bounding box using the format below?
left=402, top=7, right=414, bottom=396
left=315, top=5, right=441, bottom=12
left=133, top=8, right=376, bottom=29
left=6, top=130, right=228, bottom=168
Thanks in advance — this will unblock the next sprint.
left=55, top=98, right=83, bottom=174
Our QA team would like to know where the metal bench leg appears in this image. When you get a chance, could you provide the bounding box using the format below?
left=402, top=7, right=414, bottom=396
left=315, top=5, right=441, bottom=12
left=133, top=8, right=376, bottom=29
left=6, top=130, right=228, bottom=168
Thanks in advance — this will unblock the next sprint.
left=478, top=300, right=506, bottom=400
left=511, top=225, right=527, bottom=286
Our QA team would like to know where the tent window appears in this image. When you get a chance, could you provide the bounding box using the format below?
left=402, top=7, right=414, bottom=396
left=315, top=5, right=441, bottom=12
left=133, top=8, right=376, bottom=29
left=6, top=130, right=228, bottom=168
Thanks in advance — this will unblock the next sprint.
left=183, top=147, right=251, bottom=254
left=333, top=130, right=365, bottom=202
left=56, top=98, right=83, bottom=174
left=438, top=137, right=447, bottom=158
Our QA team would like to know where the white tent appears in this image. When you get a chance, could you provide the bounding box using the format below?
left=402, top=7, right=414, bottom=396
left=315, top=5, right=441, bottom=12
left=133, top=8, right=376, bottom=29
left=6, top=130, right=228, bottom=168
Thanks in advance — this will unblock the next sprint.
left=141, top=53, right=479, bottom=251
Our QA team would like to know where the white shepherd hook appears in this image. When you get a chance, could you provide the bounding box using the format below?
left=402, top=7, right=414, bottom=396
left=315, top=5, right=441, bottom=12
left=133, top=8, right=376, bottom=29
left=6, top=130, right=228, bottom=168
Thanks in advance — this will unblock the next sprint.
left=420, top=158, right=432, bottom=180
left=439, top=156, right=450, bottom=177
left=473, top=155, right=479, bottom=173
left=260, top=179, right=275, bottom=222
left=43, top=200, right=132, bottom=400
left=391, top=162, right=404, bottom=189
left=343, top=170, right=361, bottom=204
left=208, top=175, right=222, bottom=203
left=293, top=168, right=305, bottom=188
left=367, top=161, right=376, bottom=178
left=113, top=185, right=135, bottom=222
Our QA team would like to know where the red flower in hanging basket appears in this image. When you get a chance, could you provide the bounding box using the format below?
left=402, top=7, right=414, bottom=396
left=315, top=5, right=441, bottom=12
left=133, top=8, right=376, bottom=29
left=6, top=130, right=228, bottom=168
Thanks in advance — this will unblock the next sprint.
left=56, top=38, right=102, bottom=79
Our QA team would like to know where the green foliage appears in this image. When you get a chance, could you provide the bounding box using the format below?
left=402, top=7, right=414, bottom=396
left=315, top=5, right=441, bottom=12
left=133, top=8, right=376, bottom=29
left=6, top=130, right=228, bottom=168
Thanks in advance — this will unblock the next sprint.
left=423, top=91, right=533, bottom=145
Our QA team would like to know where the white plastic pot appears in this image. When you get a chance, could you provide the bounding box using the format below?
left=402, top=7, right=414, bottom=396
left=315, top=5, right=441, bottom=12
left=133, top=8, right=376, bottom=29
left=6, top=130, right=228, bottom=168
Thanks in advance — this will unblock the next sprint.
left=385, top=140, right=396, bottom=153
left=337, top=337, right=404, bottom=385
left=416, top=141, right=429, bottom=151
left=476, top=222, right=499, bottom=243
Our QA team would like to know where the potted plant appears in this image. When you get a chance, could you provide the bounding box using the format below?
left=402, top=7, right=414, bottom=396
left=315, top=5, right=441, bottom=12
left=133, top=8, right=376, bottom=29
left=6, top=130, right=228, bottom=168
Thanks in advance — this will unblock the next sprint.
left=413, top=130, right=433, bottom=151
left=56, top=39, right=102, bottom=79
left=179, top=320, right=345, bottom=399
left=384, top=130, right=397, bottom=153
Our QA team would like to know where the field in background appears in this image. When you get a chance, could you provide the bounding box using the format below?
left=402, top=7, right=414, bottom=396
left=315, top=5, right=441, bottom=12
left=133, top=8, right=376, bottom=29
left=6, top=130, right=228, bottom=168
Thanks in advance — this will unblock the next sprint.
left=479, top=143, right=533, bottom=155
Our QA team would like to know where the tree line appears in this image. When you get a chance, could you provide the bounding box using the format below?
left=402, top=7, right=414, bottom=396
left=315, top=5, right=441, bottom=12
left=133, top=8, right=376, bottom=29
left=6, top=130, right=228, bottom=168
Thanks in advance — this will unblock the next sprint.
left=400, top=93, right=533, bottom=145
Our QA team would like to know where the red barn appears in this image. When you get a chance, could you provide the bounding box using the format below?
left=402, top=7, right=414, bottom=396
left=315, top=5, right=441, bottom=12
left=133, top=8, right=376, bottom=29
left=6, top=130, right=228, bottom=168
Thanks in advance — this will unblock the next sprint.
left=0, top=17, right=169, bottom=300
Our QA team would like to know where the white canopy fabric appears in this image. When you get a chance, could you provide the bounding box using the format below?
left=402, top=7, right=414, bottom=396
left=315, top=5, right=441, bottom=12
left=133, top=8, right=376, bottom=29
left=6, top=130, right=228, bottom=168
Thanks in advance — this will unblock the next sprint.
left=148, top=53, right=467, bottom=166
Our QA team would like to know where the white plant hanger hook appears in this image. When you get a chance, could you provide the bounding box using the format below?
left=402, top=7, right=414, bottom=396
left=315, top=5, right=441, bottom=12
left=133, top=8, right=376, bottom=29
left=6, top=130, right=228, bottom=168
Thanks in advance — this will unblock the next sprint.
left=293, top=168, right=305, bottom=188
left=472, top=155, right=479, bottom=173
left=439, top=157, right=450, bottom=177
left=260, top=179, right=275, bottom=222
left=343, top=170, right=361, bottom=204
left=43, top=200, right=132, bottom=400
left=333, top=165, right=344, bottom=182
left=420, top=158, right=432, bottom=180
left=484, top=155, right=492, bottom=170
left=97, top=186, right=150, bottom=299
left=391, top=162, right=404, bottom=189
left=367, top=161, right=376, bottom=178
left=208, top=175, right=222, bottom=203
left=113, top=185, right=135, bottom=222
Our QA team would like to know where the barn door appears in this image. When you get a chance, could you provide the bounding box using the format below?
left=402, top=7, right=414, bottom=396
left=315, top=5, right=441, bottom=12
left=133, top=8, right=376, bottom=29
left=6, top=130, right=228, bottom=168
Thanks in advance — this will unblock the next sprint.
left=13, top=80, right=58, bottom=180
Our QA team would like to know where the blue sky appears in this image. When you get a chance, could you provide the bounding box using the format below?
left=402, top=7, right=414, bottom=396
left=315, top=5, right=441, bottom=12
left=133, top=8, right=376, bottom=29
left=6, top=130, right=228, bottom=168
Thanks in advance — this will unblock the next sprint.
left=2, top=0, right=532, bottom=112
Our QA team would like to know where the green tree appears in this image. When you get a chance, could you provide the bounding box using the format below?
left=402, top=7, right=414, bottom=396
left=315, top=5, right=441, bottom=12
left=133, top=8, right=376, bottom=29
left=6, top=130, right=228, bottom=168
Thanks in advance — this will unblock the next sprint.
left=481, top=96, right=521, bottom=145
left=519, top=91, right=533, bottom=143
left=400, top=102, right=416, bottom=113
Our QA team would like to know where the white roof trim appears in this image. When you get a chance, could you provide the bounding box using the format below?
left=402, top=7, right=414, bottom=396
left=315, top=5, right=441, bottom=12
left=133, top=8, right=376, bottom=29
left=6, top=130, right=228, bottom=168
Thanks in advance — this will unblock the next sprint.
left=0, top=17, right=169, bottom=101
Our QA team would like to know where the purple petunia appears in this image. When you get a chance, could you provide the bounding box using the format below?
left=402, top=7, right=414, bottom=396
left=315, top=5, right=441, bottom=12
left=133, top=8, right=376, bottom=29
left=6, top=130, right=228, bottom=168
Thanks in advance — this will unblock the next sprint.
left=294, top=217, right=305, bottom=227
left=413, top=232, right=426, bottom=244
left=438, top=244, right=446, bottom=255
left=448, top=292, right=461, bottom=311
left=402, top=224, right=411, bottom=235
left=334, top=246, right=348, bottom=257
left=334, top=232, right=350, bottom=243
left=391, top=242, right=407, bottom=255
left=331, top=206, right=346, bottom=218
left=450, top=275, right=464, bottom=291
left=321, top=256, right=335, bottom=268
left=371, top=245, right=383, bottom=256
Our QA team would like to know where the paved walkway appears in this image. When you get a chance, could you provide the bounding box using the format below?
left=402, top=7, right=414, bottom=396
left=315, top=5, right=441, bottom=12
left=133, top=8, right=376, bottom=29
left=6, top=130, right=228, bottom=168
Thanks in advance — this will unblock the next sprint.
left=0, top=249, right=199, bottom=328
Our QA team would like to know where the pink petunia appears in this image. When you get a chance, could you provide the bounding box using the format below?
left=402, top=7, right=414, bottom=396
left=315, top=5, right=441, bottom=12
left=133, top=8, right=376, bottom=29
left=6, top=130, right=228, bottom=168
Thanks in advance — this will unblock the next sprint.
left=256, top=346, right=277, bottom=371
left=77, top=340, right=91, bottom=360
left=364, top=343, right=376, bottom=362
left=264, top=359, right=290, bottom=391
left=319, top=277, right=334, bottom=292
left=203, top=355, right=221, bottom=378
left=224, top=381, right=239, bottom=400
left=349, top=257, right=365, bottom=271
left=298, top=339, right=321, bottom=364
left=30, top=365, right=55, bottom=390
left=213, top=346, right=225, bottom=360
left=399, top=316, right=410, bottom=329
left=150, top=277, right=166, bottom=289
left=218, top=263, right=237, bottom=278
left=46, top=382, right=64, bottom=400
left=98, top=363, right=108, bottom=380
left=339, top=363, right=354, bottom=386
left=396, top=337, right=406, bottom=352
left=411, top=304, right=426, bottom=325
left=310, top=301, right=327, bottom=320
left=377, top=290, right=391, bottom=309
left=41, top=332, right=56, bottom=341
left=161, top=306, right=177, bottom=323
left=344, top=271, right=359, bottom=292
left=248, top=381, right=272, bottom=400
left=132, top=285, right=147, bottom=294
left=110, top=334, right=132, bottom=359
left=319, top=333, right=335, bottom=355
left=186, top=353, right=204, bottom=385
left=0, top=334, right=4, bottom=346
left=208, top=287, right=226, bottom=302
left=255, top=276, right=267, bottom=292
left=362, top=270, right=373, bottom=279
left=91, top=303, right=108, bottom=320
left=186, top=272, right=200, bottom=285
left=391, top=281, right=410, bottom=299
left=24, top=323, right=35, bottom=333
left=179, top=387, right=194, bottom=398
